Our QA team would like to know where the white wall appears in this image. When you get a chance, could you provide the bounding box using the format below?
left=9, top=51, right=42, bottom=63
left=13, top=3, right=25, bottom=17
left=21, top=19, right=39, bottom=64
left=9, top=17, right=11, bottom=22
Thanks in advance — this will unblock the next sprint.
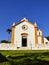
left=38, top=37, right=42, bottom=44
left=44, top=37, right=49, bottom=44
left=14, top=22, right=35, bottom=48
left=0, top=43, right=49, bottom=50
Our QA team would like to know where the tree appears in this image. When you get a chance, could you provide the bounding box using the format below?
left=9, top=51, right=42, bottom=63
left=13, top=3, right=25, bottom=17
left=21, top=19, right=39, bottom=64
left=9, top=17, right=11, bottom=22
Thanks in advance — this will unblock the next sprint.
left=45, top=36, right=49, bottom=41
left=7, top=28, right=12, bottom=42
left=0, top=40, right=11, bottom=43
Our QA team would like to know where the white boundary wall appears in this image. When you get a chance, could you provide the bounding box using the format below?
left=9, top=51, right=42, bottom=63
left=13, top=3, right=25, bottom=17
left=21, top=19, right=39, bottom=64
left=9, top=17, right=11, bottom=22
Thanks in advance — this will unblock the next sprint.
left=0, top=43, right=49, bottom=50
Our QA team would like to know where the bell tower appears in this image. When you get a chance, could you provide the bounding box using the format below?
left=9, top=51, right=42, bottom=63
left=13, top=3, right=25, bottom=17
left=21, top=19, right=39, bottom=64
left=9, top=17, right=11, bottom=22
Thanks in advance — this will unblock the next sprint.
left=37, top=29, right=44, bottom=45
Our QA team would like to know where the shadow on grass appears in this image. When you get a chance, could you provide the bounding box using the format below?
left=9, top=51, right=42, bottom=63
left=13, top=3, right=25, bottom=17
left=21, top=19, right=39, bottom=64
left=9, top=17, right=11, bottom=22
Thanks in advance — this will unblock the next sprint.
left=9, top=56, right=49, bottom=65
left=0, top=52, right=49, bottom=65
left=43, top=52, right=49, bottom=56
left=0, top=53, right=8, bottom=63
left=8, top=53, right=49, bottom=65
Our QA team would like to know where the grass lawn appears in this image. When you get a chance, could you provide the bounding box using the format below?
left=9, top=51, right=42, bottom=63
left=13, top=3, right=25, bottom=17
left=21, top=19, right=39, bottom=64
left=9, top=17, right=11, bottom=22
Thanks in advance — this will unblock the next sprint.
left=0, top=50, right=49, bottom=65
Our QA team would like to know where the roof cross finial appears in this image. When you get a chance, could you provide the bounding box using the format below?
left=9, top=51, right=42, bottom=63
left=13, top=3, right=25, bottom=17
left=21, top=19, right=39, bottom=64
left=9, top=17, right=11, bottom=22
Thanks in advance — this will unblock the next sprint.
left=21, top=18, right=28, bottom=21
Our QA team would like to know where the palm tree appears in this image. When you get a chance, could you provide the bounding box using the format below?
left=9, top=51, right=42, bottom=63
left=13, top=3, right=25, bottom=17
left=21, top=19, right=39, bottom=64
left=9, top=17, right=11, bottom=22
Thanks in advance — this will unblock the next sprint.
left=7, top=28, right=12, bottom=42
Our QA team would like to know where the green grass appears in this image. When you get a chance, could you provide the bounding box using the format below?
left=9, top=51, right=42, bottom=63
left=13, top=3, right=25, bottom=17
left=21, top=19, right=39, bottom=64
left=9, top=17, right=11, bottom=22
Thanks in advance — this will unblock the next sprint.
left=0, top=50, right=49, bottom=56
left=0, top=50, right=49, bottom=65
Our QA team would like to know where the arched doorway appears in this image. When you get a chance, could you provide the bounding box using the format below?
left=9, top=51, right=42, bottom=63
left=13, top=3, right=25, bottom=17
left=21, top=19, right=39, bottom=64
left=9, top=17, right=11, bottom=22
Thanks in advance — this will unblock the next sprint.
left=21, top=33, right=28, bottom=47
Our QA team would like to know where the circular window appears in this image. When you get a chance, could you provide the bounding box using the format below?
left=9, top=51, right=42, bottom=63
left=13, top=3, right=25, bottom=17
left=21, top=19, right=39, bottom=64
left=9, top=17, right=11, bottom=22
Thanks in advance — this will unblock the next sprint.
left=22, top=25, right=28, bottom=30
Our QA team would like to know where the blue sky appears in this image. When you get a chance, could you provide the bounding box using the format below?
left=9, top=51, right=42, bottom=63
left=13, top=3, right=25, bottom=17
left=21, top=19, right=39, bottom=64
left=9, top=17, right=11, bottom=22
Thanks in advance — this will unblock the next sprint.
left=0, top=0, right=49, bottom=40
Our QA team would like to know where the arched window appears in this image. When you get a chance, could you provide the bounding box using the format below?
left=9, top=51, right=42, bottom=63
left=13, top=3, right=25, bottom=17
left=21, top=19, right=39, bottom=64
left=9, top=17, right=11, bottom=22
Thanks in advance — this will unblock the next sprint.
left=45, top=42, right=48, bottom=45
left=39, top=32, right=40, bottom=36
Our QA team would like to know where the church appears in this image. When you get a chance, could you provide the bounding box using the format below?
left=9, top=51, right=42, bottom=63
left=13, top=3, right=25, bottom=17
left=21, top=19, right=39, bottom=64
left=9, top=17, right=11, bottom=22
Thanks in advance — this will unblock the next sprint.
left=0, top=18, right=49, bottom=50
left=11, top=18, right=49, bottom=50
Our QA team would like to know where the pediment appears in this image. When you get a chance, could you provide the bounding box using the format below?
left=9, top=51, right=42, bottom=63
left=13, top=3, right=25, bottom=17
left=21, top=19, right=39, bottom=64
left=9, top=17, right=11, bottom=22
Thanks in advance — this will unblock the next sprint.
left=12, top=18, right=37, bottom=28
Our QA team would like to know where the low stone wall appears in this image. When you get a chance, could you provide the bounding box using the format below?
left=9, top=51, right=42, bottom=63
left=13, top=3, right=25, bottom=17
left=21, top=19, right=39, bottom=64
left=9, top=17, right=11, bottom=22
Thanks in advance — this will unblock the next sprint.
left=0, top=43, right=49, bottom=50
left=0, top=43, right=17, bottom=50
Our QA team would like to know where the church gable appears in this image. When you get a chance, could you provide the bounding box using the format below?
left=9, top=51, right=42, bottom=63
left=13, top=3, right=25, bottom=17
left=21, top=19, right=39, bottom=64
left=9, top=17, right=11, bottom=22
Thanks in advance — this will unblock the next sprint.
left=12, top=18, right=36, bottom=28
left=14, top=18, right=36, bottom=36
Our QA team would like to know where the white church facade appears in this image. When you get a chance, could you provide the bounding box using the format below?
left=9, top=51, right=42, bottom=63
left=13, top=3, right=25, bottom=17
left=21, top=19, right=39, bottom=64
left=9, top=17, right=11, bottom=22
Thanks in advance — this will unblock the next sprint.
left=11, top=18, right=49, bottom=50
left=0, top=18, right=49, bottom=50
